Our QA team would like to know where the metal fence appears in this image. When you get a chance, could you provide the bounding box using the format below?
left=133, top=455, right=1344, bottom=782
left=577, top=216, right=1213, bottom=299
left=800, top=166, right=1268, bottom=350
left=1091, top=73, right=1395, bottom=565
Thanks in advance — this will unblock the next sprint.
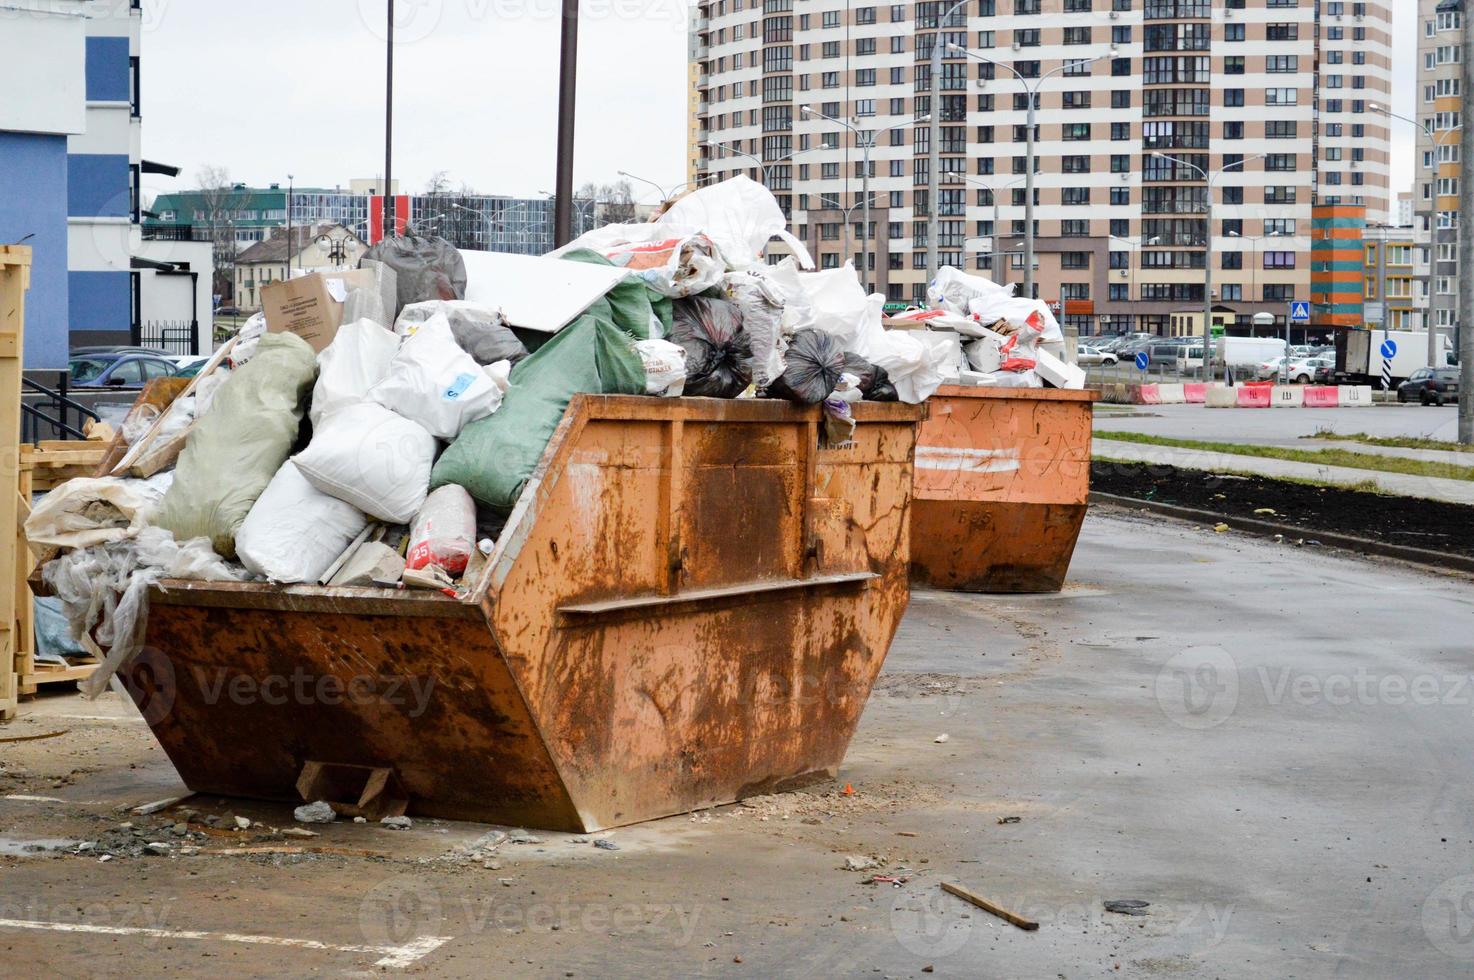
left=138, top=320, right=199, bottom=357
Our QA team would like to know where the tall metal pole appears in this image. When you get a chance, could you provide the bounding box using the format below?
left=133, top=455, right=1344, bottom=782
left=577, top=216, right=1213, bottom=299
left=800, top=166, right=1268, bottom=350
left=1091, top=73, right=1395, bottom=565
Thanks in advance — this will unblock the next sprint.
left=861, top=136, right=871, bottom=290
left=926, top=0, right=969, bottom=293
left=384, top=1, right=394, bottom=239
left=1459, top=10, right=1474, bottom=443
left=1204, top=191, right=1214, bottom=383
left=1024, top=89, right=1036, bottom=299
left=554, top=0, right=579, bottom=247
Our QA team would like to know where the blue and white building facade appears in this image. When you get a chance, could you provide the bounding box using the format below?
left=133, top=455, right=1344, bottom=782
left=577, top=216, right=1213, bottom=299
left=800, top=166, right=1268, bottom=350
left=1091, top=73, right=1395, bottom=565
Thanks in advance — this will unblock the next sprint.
left=0, top=1, right=158, bottom=367
left=67, top=0, right=143, bottom=354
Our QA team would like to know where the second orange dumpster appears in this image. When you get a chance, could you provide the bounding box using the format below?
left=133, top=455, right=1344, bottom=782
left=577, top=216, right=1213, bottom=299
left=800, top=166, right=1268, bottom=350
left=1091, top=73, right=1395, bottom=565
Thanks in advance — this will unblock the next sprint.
left=910, top=384, right=1096, bottom=593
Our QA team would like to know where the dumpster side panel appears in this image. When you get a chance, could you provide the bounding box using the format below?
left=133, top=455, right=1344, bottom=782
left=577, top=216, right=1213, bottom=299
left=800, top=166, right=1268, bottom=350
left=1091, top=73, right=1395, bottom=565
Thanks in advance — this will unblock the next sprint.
left=491, top=399, right=919, bottom=830
left=131, top=599, right=585, bottom=829
left=911, top=386, right=1093, bottom=593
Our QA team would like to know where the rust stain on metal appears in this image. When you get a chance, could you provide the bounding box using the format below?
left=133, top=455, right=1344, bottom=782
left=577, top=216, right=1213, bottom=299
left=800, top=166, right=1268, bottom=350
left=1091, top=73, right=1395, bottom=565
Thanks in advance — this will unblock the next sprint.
left=911, top=384, right=1096, bottom=593
left=118, top=395, right=925, bottom=832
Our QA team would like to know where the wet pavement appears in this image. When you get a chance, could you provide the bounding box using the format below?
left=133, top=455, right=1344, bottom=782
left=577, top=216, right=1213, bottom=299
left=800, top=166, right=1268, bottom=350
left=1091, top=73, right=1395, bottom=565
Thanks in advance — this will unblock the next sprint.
left=1, top=510, right=1471, bottom=978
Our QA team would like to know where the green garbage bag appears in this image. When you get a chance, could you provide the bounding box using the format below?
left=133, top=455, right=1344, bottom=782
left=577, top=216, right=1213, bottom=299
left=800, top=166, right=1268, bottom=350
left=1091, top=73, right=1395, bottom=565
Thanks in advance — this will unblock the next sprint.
left=156, top=331, right=317, bottom=559
left=430, top=313, right=646, bottom=513
left=560, top=247, right=671, bottom=340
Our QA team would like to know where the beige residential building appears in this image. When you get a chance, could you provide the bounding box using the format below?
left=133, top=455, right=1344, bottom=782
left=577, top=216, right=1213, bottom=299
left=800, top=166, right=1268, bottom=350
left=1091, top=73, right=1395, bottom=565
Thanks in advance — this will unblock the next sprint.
left=1414, top=0, right=1463, bottom=343
left=233, top=224, right=368, bottom=312
left=690, top=0, right=1392, bottom=337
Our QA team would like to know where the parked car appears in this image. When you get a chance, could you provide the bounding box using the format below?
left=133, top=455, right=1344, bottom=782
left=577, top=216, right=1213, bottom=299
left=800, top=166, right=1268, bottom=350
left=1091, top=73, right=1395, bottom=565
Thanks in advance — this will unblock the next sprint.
left=70, top=344, right=172, bottom=358
left=172, top=356, right=212, bottom=378
left=1255, top=356, right=1293, bottom=380
left=69, top=352, right=180, bottom=388
left=1076, top=344, right=1119, bottom=366
left=1397, top=367, right=1461, bottom=405
left=1286, top=357, right=1334, bottom=384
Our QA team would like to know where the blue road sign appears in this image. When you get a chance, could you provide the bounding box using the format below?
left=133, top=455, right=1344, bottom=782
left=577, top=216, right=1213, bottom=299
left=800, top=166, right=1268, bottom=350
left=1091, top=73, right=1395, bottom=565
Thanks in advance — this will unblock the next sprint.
left=1289, top=301, right=1311, bottom=324
left=1379, top=338, right=1398, bottom=360
left=1135, top=351, right=1150, bottom=371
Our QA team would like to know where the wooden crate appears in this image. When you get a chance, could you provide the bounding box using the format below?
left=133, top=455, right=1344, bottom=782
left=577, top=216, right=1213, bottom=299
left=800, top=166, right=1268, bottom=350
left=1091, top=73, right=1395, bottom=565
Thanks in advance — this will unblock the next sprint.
left=1, top=246, right=29, bottom=721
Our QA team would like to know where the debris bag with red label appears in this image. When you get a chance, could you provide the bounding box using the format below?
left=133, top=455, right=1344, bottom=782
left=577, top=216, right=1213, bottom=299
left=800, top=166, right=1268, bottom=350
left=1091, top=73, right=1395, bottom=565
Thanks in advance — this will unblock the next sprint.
left=406, top=484, right=477, bottom=577
left=670, top=295, right=752, bottom=398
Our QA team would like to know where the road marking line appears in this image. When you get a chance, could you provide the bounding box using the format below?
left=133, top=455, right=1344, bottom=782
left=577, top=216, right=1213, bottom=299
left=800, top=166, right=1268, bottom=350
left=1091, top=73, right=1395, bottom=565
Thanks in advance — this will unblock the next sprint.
left=0, top=919, right=451, bottom=969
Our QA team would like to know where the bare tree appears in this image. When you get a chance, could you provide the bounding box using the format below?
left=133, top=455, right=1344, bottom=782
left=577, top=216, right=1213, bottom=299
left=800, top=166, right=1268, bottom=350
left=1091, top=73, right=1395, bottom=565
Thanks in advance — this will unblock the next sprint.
left=418, top=173, right=483, bottom=249
left=195, top=165, right=249, bottom=302
left=574, top=179, right=639, bottom=231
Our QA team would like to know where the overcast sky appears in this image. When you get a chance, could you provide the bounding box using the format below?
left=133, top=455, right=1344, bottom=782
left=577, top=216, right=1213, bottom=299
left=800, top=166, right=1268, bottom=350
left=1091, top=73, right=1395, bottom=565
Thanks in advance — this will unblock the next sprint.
left=139, top=1, right=1417, bottom=207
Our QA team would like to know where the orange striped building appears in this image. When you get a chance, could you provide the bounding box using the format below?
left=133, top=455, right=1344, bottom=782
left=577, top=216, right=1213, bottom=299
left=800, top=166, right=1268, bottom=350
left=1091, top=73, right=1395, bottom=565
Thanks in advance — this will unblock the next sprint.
left=1310, top=204, right=1365, bottom=330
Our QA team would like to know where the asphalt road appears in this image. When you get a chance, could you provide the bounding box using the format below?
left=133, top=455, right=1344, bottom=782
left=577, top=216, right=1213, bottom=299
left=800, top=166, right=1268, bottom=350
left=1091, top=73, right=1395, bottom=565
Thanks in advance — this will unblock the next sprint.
left=1, top=511, right=1472, bottom=977
left=1095, top=402, right=1465, bottom=446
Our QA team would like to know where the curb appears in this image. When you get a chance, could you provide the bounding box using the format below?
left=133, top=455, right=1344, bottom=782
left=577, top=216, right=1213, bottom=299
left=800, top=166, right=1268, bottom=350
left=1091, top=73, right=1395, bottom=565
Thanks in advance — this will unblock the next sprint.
left=1089, top=491, right=1474, bottom=577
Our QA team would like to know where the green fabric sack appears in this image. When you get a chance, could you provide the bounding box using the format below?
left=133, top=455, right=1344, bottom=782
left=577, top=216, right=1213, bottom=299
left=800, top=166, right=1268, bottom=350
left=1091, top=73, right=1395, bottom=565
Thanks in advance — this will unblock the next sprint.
left=430, top=313, right=647, bottom=512
left=156, top=331, right=317, bottom=559
left=560, top=247, right=670, bottom=340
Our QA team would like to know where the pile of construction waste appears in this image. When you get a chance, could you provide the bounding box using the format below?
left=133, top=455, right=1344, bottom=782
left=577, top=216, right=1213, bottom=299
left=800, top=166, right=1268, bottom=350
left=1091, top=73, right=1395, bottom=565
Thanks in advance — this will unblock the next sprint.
left=23, top=175, right=1079, bottom=694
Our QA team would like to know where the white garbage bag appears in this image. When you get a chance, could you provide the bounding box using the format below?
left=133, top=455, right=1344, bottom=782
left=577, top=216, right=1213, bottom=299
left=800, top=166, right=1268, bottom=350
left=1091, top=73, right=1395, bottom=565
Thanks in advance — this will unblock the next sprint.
left=868, top=330, right=959, bottom=404
left=24, top=475, right=171, bottom=549
left=798, top=262, right=885, bottom=355
left=311, top=319, right=400, bottom=427
left=659, top=175, right=815, bottom=270
left=368, top=312, right=503, bottom=439
left=928, top=266, right=1063, bottom=344
left=293, top=402, right=436, bottom=524
left=633, top=338, right=687, bottom=397
left=236, top=462, right=368, bottom=584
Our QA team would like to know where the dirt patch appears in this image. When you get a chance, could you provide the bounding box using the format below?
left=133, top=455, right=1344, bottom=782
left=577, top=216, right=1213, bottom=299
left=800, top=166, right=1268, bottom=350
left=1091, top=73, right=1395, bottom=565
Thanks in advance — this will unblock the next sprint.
left=1091, top=461, right=1474, bottom=559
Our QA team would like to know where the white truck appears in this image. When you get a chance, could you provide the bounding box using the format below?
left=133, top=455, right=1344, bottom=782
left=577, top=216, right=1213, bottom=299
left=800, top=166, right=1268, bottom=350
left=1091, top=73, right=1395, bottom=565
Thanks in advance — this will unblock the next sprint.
left=1214, top=336, right=1287, bottom=372
left=1334, top=329, right=1452, bottom=386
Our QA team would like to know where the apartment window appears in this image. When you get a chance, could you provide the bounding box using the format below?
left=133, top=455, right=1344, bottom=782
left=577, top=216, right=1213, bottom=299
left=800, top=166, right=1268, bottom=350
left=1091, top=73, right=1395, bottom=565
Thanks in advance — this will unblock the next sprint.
left=856, top=68, right=876, bottom=86
left=1061, top=220, right=1089, bottom=237
left=1263, top=251, right=1295, bottom=270
left=1016, top=28, right=1040, bottom=46
left=822, top=10, right=840, bottom=27
left=1264, top=218, right=1294, bottom=236
left=1222, top=187, right=1243, bottom=205
left=1224, top=56, right=1245, bottom=75
left=1265, top=186, right=1296, bottom=204
left=1266, top=55, right=1298, bottom=73
left=1265, top=24, right=1298, bottom=41
left=1110, top=187, right=1130, bottom=206
left=1224, top=24, right=1244, bottom=42
left=1063, top=27, right=1091, bottom=44
left=1224, top=121, right=1244, bottom=140
left=1265, top=120, right=1297, bottom=139
left=1224, top=89, right=1244, bottom=108
left=1221, top=251, right=1242, bottom=270
left=1112, top=90, right=1131, bottom=109
left=1062, top=123, right=1091, bottom=141
left=1061, top=251, right=1090, bottom=269
left=856, top=5, right=876, bottom=23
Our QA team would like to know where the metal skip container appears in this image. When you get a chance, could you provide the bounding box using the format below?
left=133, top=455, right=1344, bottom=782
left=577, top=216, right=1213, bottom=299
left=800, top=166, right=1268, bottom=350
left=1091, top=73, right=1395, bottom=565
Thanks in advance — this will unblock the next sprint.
left=118, top=395, right=924, bottom=832
left=909, top=385, right=1097, bottom=593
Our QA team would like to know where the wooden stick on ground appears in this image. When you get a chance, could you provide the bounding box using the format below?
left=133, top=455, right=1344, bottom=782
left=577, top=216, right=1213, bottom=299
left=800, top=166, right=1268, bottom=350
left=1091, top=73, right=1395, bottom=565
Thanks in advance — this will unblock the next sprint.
left=941, top=881, right=1039, bottom=931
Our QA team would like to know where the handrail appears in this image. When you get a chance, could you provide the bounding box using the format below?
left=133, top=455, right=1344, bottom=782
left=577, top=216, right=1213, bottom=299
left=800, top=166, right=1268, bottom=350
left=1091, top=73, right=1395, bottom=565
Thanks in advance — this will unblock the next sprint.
left=22, top=403, right=90, bottom=441
left=21, top=376, right=102, bottom=445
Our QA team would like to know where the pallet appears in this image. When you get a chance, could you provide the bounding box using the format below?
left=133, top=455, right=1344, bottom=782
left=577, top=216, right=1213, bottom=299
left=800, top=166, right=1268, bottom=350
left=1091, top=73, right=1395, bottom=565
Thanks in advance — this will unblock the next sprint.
left=1, top=247, right=29, bottom=721
left=18, top=656, right=101, bottom=697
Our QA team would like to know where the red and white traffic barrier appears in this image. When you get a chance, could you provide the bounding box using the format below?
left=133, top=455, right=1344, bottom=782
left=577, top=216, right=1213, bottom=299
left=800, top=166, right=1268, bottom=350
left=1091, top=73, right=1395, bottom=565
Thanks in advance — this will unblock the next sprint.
left=1156, top=383, right=1186, bottom=404
left=1236, top=385, right=1272, bottom=408
left=1133, top=383, right=1161, bottom=405
left=1302, top=386, right=1339, bottom=408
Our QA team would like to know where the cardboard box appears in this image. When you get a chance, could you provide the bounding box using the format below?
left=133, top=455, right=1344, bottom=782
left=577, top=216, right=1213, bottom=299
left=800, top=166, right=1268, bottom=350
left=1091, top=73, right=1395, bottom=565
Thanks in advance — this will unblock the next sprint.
left=261, top=274, right=343, bottom=354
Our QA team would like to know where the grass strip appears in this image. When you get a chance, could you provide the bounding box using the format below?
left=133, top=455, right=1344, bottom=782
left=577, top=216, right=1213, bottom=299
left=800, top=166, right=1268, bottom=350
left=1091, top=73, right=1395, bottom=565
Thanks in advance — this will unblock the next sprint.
left=1093, top=431, right=1474, bottom=483
left=1302, top=430, right=1473, bottom=454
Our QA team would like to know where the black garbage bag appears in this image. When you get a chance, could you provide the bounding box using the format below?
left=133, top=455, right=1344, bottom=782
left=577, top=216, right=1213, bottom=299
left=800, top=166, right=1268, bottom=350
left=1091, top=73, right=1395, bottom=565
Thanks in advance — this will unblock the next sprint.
left=361, top=234, right=467, bottom=318
left=671, top=296, right=752, bottom=398
left=768, top=328, right=846, bottom=404
left=842, top=352, right=900, bottom=402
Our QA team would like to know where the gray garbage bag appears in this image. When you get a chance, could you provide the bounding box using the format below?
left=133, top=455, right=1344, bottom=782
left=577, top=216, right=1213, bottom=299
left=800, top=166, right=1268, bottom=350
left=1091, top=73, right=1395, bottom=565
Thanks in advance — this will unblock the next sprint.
left=361, top=234, right=467, bottom=318
left=843, top=352, right=900, bottom=402
left=670, top=295, right=751, bottom=398
left=396, top=300, right=528, bottom=365
left=767, top=328, right=846, bottom=405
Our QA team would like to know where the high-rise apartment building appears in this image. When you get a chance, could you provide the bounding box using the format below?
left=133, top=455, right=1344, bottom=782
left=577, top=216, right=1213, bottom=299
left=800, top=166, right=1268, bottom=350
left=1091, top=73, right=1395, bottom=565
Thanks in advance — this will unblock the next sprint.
left=690, top=0, right=1391, bottom=339
left=1414, top=0, right=1463, bottom=343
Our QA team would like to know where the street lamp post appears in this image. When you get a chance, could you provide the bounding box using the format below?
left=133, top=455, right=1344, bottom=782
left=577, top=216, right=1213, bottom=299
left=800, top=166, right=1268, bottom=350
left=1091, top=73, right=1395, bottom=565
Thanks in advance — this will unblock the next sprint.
left=944, top=173, right=1027, bottom=289
left=1151, top=151, right=1267, bottom=381
left=946, top=44, right=1115, bottom=301
left=819, top=194, right=880, bottom=272
left=1372, top=103, right=1461, bottom=371
left=801, top=108, right=929, bottom=291
left=926, top=0, right=973, bottom=289
left=1108, top=235, right=1160, bottom=334
left=1230, top=229, right=1286, bottom=380
left=286, top=174, right=294, bottom=275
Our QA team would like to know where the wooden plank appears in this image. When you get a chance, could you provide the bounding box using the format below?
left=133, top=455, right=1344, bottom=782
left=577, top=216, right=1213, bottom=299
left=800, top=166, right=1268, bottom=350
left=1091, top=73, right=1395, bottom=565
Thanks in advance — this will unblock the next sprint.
left=940, top=882, right=1039, bottom=931
left=15, top=467, right=34, bottom=688
left=111, top=336, right=235, bottom=475
left=0, top=246, right=27, bottom=722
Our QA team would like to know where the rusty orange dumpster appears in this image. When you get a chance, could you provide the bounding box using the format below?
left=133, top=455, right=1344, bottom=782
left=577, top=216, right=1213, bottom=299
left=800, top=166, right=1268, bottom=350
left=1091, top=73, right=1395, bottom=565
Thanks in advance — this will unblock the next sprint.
left=108, top=395, right=924, bottom=832
left=910, top=384, right=1097, bottom=593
